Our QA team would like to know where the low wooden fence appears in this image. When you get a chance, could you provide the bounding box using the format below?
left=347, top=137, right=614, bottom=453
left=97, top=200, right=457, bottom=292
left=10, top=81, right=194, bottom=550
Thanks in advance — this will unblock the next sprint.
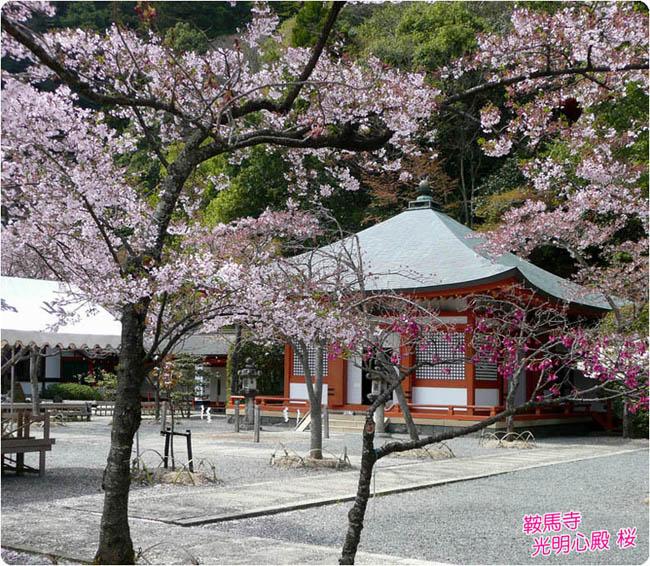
left=94, top=401, right=161, bottom=417
left=3, top=402, right=92, bottom=421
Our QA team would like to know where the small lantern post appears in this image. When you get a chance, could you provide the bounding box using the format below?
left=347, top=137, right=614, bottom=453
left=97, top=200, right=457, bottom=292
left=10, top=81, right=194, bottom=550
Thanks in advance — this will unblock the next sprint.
left=238, top=357, right=260, bottom=426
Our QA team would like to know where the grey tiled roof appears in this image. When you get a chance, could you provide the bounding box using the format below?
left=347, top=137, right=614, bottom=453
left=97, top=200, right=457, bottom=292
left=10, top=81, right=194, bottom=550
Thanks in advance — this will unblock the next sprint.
left=314, top=207, right=610, bottom=310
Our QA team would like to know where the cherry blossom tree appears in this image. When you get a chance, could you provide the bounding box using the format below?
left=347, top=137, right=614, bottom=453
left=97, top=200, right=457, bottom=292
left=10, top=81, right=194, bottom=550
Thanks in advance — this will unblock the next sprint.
left=337, top=286, right=648, bottom=564
left=223, top=215, right=365, bottom=459
left=1, top=2, right=442, bottom=561
left=336, top=3, right=649, bottom=562
left=445, top=3, right=649, bottom=327
left=2, top=2, right=647, bottom=564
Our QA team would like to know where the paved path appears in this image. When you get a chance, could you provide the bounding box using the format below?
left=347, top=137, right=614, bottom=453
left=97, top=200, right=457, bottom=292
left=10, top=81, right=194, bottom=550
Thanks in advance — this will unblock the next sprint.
left=2, top=439, right=646, bottom=565
left=60, top=440, right=647, bottom=526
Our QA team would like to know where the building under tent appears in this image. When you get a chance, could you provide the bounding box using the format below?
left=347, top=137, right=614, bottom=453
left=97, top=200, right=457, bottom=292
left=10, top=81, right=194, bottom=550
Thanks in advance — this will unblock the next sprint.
left=1, top=276, right=232, bottom=407
left=1, top=276, right=122, bottom=399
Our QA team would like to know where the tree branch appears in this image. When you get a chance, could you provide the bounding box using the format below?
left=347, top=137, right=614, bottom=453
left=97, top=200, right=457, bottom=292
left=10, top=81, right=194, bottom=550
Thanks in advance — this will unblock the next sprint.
left=1, top=15, right=203, bottom=129
left=228, top=1, right=346, bottom=121
left=442, top=62, right=649, bottom=106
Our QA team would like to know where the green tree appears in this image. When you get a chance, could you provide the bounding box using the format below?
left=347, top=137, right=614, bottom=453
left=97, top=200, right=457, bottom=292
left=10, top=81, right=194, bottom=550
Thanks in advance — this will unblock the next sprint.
left=291, top=1, right=329, bottom=47
left=203, top=147, right=289, bottom=225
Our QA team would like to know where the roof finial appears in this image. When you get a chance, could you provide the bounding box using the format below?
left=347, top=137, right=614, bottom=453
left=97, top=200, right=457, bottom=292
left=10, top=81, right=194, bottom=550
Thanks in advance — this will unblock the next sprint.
left=408, top=177, right=440, bottom=211
left=418, top=177, right=432, bottom=197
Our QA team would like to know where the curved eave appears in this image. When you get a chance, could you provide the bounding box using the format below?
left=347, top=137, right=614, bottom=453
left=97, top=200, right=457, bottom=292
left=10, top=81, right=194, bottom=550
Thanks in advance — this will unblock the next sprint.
left=1, top=330, right=122, bottom=352
left=366, top=268, right=611, bottom=314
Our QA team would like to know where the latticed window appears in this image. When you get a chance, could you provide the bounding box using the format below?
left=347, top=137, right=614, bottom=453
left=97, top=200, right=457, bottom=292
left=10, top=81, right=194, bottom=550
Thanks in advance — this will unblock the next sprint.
left=473, top=335, right=498, bottom=381
left=475, top=361, right=498, bottom=380
left=415, top=332, right=465, bottom=380
left=293, top=343, right=328, bottom=377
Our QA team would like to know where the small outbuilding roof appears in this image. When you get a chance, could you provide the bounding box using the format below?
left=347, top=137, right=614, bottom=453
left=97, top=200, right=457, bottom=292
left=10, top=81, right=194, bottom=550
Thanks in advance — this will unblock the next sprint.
left=1, top=276, right=122, bottom=350
left=315, top=203, right=610, bottom=311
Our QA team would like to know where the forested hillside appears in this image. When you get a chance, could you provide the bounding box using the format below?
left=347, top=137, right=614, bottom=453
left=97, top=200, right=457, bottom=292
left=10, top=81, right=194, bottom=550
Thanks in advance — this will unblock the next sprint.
left=3, top=1, right=648, bottom=324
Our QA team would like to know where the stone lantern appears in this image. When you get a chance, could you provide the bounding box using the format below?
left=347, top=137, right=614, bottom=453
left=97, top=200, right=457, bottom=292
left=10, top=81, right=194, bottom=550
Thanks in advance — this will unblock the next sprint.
left=367, top=376, right=384, bottom=403
left=367, top=374, right=390, bottom=436
left=238, top=357, right=260, bottom=426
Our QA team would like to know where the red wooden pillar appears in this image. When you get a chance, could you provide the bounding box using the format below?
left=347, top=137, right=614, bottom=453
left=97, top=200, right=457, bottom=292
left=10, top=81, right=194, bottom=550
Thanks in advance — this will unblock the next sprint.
left=465, top=326, right=475, bottom=415
left=400, top=342, right=414, bottom=406
left=327, top=357, right=345, bottom=407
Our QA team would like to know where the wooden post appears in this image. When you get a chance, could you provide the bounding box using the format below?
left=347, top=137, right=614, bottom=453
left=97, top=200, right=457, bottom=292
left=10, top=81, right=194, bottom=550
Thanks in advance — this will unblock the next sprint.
left=253, top=404, right=261, bottom=443
left=160, top=401, right=168, bottom=432
left=186, top=430, right=194, bottom=472
left=29, top=347, right=41, bottom=416
left=162, top=429, right=170, bottom=469
left=40, top=411, right=50, bottom=476
left=234, top=402, right=240, bottom=432
left=10, top=346, right=15, bottom=411
left=324, top=406, right=330, bottom=439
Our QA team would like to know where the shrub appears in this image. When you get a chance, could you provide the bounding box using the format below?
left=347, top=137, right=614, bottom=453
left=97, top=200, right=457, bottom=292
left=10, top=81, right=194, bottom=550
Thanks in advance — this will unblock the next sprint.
left=42, top=382, right=102, bottom=401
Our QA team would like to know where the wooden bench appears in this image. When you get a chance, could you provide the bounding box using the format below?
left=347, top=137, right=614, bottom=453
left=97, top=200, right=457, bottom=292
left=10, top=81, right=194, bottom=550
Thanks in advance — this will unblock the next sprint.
left=1, top=409, right=56, bottom=476
left=4, top=402, right=92, bottom=421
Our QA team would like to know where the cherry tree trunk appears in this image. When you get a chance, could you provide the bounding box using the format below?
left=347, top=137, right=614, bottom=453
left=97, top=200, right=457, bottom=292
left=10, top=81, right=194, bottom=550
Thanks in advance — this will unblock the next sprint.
left=622, top=401, right=630, bottom=438
left=339, top=418, right=377, bottom=564
left=505, top=373, right=519, bottom=436
left=229, top=324, right=243, bottom=398
left=29, top=347, right=41, bottom=416
left=310, top=402, right=323, bottom=459
left=95, top=305, right=148, bottom=564
left=153, top=387, right=160, bottom=421
left=395, top=383, right=418, bottom=440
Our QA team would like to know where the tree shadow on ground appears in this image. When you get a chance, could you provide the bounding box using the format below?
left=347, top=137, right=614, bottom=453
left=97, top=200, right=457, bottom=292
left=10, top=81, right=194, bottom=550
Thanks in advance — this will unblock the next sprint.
left=1, top=467, right=103, bottom=508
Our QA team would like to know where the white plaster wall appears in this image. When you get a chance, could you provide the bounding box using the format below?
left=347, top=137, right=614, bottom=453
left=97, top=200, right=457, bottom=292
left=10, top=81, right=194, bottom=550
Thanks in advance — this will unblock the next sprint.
left=412, top=386, right=466, bottom=406
left=290, top=382, right=328, bottom=406
left=475, top=388, right=499, bottom=407
left=201, top=367, right=217, bottom=402
left=44, top=347, right=60, bottom=379
left=346, top=357, right=362, bottom=404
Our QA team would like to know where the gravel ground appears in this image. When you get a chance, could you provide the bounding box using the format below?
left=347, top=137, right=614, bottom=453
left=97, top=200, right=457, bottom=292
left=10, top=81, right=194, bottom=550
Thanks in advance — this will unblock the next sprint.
left=1, top=549, right=82, bottom=565
left=1, top=413, right=530, bottom=509
left=1, top=414, right=642, bottom=509
left=204, top=450, right=649, bottom=565
left=2, top=415, right=647, bottom=565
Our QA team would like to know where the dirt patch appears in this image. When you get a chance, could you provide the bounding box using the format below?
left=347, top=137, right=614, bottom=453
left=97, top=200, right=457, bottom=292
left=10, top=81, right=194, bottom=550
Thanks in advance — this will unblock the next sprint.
left=132, top=467, right=221, bottom=486
left=387, top=444, right=455, bottom=460
left=271, top=455, right=353, bottom=470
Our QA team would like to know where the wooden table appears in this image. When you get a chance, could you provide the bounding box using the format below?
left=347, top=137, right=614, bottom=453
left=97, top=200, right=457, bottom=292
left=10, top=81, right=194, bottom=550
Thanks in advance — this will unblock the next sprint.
left=1, top=408, right=56, bottom=476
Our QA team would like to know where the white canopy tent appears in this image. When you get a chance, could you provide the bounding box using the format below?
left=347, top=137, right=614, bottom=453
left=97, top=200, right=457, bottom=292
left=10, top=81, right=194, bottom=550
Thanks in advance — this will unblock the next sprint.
left=1, top=276, right=122, bottom=350
left=1, top=276, right=234, bottom=404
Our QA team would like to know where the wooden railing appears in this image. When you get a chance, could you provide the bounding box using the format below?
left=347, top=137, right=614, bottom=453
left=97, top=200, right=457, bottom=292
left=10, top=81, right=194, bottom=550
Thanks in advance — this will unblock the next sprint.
left=386, top=400, right=605, bottom=421
left=224, top=396, right=609, bottom=424
left=228, top=395, right=310, bottom=411
left=386, top=403, right=502, bottom=419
